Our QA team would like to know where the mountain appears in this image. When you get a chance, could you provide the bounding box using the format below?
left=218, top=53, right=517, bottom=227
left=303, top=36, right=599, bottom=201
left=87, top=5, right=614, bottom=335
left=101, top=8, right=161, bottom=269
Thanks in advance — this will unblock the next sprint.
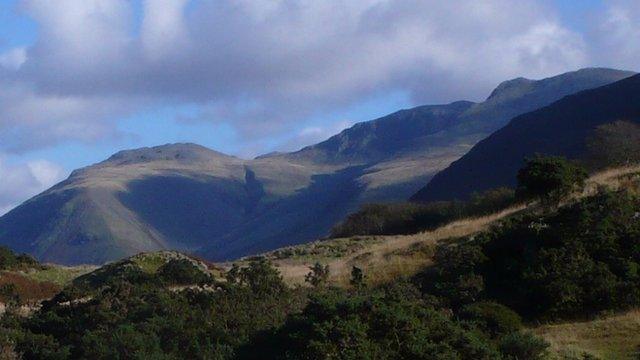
left=0, top=68, right=633, bottom=265
left=412, top=73, right=640, bottom=202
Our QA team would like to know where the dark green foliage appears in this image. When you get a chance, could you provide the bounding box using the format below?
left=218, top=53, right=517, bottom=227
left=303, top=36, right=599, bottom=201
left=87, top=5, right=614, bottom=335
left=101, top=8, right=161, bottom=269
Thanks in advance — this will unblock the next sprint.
left=240, top=286, right=521, bottom=360
left=157, top=259, right=211, bottom=285
left=516, top=155, right=587, bottom=205
left=226, top=258, right=286, bottom=296
left=0, top=284, right=20, bottom=305
left=332, top=187, right=516, bottom=238
left=305, top=262, right=329, bottom=288
left=424, top=187, right=640, bottom=320
left=2, top=258, right=302, bottom=360
left=350, top=266, right=365, bottom=289
left=467, top=187, right=516, bottom=216
left=423, top=244, right=487, bottom=308
left=459, top=302, right=523, bottom=338
left=330, top=202, right=464, bottom=238
left=0, top=246, right=38, bottom=271
left=498, top=332, right=549, bottom=360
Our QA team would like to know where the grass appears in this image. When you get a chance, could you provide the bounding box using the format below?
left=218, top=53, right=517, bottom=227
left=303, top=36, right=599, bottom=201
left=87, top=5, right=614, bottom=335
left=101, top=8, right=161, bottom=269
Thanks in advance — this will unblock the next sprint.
left=18, top=265, right=96, bottom=286
left=131, top=253, right=168, bottom=273
left=0, top=271, right=61, bottom=303
left=243, top=166, right=640, bottom=287
left=534, top=309, right=640, bottom=359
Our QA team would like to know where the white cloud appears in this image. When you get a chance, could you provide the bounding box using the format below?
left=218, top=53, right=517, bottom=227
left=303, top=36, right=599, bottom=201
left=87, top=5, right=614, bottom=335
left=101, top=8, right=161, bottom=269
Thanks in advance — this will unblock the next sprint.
left=591, top=0, right=640, bottom=70
left=0, top=0, right=592, bottom=154
left=0, top=48, right=27, bottom=70
left=0, top=155, right=66, bottom=215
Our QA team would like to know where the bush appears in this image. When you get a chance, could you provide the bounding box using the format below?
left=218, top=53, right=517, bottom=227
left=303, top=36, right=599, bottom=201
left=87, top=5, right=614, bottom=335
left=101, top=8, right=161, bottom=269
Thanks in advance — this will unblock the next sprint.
left=331, top=187, right=517, bottom=238
left=0, top=246, right=38, bottom=271
left=226, top=258, right=286, bottom=296
left=422, top=244, right=487, bottom=308
left=305, top=262, right=329, bottom=288
left=241, top=286, right=504, bottom=359
left=157, top=259, right=211, bottom=285
left=330, top=202, right=464, bottom=238
left=459, top=301, right=523, bottom=337
left=467, top=187, right=517, bottom=216
left=424, top=188, right=640, bottom=320
left=498, top=332, right=549, bottom=360
left=516, top=155, right=587, bottom=205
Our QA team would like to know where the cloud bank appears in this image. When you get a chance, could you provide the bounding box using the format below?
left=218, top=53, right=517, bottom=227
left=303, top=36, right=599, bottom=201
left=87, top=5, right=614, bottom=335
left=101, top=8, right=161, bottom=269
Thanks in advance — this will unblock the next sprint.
left=0, top=155, right=65, bottom=215
left=4, top=0, right=629, bottom=154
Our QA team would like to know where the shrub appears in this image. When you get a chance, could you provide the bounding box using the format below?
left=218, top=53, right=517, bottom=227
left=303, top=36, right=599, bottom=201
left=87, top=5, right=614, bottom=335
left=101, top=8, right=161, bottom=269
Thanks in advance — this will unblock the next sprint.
left=498, top=332, right=549, bottom=360
left=241, top=287, right=504, bottom=359
left=305, top=262, right=329, bottom=288
left=226, top=258, right=286, bottom=296
left=425, top=188, right=640, bottom=320
left=157, top=259, right=211, bottom=285
left=0, top=247, right=38, bottom=271
left=330, top=202, right=464, bottom=238
left=516, top=155, right=587, bottom=205
left=459, top=301, right=523, bottom=337
left=467, top=187, right=517, bottom=216
left=331, top=187, right=517, bottom=239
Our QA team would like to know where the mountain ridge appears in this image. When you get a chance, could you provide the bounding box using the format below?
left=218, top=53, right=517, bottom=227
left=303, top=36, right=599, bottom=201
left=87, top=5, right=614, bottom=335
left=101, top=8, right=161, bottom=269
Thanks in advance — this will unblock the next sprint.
left=0, top=67, right=634, bottom=265
left=412, top=72, right=640, bottom=202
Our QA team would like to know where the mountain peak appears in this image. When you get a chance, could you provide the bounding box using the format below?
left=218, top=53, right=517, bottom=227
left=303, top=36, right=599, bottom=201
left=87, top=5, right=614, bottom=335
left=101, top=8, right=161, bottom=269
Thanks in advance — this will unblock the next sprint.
left=486, top=77, right=535, bottom=101
left=485, top=68, right=636, bottom=103
left=103, top=143, right=235, bottom=166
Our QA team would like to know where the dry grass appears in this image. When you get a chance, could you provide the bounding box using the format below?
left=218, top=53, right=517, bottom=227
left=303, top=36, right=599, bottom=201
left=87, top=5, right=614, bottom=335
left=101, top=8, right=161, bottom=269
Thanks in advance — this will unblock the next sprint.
left=259, top=203, right=528, bottom=286
left=250, top=166, right=640, bottom=287
left=0, top=271, right=61, bottom=303
left=583, top=165, right=640, bottom=195
left=534, top=309, right=640, bottom=359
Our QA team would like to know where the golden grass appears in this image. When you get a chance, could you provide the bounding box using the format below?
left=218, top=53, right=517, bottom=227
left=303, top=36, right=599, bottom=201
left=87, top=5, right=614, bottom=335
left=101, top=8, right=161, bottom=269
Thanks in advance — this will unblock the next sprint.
left=534, top=310, right=640, bottom=359
left=263, top=203, right=528, bottom=286
left=255, top=166, right=640, bottom=287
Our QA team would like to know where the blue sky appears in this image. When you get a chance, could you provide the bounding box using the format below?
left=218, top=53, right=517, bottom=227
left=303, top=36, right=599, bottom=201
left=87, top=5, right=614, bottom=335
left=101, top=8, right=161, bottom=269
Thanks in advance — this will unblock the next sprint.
left=0, top=0, right=638, bottom=213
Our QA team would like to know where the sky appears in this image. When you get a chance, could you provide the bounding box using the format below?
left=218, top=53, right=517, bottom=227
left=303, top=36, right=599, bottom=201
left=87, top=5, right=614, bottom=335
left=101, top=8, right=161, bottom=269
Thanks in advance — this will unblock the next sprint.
left=0, top=0, right=638, bottom=214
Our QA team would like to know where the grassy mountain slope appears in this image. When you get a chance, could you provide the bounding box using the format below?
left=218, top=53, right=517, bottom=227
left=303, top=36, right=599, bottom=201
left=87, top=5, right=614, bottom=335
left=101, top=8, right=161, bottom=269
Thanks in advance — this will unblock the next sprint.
left=2, top=166, right=640, bottom=358
left=413, top=73, right=640, bottom=202
left=0, top=69, right=633, bottom=265
left=241, top=165, right=640, bottom=287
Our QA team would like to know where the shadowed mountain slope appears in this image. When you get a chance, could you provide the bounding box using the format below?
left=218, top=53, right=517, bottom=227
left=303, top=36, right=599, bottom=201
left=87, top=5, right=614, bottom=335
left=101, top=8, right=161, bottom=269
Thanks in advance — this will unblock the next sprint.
left=0, top=68, right=633, bottom=264
left=413, top=73, right=640, bottom=202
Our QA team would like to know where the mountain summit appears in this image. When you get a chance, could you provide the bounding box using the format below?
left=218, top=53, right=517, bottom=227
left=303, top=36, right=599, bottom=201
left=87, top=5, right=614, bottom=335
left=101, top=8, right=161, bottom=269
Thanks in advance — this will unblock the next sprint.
left=0, top=68, right=633, bottom=265
left=413, top=72, right=640, bottom=202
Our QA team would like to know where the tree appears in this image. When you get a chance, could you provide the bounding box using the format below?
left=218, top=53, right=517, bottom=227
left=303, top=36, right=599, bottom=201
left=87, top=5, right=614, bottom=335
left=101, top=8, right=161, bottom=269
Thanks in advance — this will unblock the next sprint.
left=350, top=266, right=365, bottom=289
left=305, top=262, right=329, bottom=288
left=516, top=155, right=587, bottom=206
left=226, top=258, right=286, bottom=296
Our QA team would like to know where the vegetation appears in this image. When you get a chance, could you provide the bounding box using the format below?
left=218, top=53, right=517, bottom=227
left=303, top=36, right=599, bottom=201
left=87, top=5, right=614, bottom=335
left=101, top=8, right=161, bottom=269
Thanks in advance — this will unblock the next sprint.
left=516, top=155, right=587, bottom=205
left=2, top=156, right=640, bottom=358
left=0, top=246, right=38, bottom=272
left=304, top=262, right=329, bottom=288
left=239, top=283, right=545, bottom=359
left=331, top=187, right=516, bottom=238
left=421, top=186, right=640, bottom=320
